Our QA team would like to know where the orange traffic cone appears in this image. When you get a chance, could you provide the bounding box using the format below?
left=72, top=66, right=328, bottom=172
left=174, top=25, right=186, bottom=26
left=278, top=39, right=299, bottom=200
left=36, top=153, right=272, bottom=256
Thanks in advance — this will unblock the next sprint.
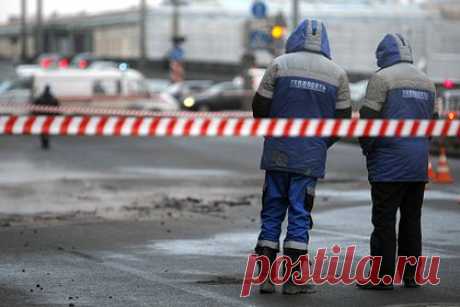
left=428, top=159, right=437, bottom=181
left=434, top=147, right=454, bottom=184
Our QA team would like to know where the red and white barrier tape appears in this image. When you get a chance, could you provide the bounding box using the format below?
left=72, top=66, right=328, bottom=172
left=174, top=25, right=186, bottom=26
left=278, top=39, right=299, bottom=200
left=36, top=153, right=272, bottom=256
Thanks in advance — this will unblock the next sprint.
left=1, top=115, right=459, bottom=138
left=0, top=103, right=252, bottom=118
left=2, top=103, right=459, bottom=120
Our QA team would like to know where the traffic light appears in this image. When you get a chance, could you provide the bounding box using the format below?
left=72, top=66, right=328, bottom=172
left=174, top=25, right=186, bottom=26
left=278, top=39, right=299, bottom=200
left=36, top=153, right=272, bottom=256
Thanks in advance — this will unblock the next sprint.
left=269, top=13, right=287, bottom=56
left=246, top=12, right=287, bottom=56
left=271, top=25, right=285, bottom=40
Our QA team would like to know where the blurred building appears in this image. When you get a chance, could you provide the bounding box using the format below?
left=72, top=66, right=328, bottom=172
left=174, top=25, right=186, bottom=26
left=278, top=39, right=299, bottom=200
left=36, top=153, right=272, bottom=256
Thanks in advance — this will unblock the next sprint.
left=0, top=9, right=140, bottom=60
left=0, top=0, right=459, bottom=81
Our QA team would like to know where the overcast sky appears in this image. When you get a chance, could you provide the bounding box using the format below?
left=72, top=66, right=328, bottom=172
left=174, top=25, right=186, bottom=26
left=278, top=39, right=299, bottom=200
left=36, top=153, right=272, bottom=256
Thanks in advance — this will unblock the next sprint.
left=0, top=0, right=151, bottom=23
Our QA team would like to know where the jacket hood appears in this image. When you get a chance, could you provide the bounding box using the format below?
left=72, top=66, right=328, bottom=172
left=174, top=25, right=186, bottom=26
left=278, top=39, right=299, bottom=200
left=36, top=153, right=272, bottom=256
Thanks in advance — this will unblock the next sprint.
left=376, top=33, right=414, bottom=68
left=285, top=19, right=331, bottom=59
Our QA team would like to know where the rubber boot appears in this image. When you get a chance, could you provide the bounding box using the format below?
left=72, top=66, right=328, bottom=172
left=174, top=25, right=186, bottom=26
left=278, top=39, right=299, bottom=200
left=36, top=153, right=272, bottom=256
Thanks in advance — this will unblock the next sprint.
left=403, top=277, right=420, bottom=289
left=255, top=246, right=277, bottom=294
left=403, top=270, right=420, bottom=289
left=356, top=260, right=394, bottom=291
left=282, top=248, right=314, bottom=295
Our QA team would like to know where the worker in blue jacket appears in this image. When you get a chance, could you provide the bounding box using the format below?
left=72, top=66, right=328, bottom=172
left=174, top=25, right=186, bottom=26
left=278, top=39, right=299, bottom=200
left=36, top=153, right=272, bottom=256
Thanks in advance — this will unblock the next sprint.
left=358, top=33, right=437, bottom=290
left=252, top=19, right=351, bottom=295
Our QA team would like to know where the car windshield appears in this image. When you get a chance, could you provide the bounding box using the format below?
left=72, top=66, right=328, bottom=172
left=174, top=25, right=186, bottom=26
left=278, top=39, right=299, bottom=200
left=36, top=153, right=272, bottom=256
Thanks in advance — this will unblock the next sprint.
left=205, top=82, right=235, bottom=95
left=166, top=83, right=182, bottom=95
left=0, top=81, right=12, bottom=94
left=0, top=78, right=31, bottom=93
left=187, top=81, right=212, bottom=91
left=89, top=61, right=118, bottom=70
left=146, top=79, right=170, bottom=93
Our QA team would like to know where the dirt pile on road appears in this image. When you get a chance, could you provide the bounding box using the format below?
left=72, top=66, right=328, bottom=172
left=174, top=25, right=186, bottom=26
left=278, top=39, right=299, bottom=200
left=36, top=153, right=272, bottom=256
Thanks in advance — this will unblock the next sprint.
left=0, top=193, right=258, bottom=227
left=116, top=195, right=255, bottom=220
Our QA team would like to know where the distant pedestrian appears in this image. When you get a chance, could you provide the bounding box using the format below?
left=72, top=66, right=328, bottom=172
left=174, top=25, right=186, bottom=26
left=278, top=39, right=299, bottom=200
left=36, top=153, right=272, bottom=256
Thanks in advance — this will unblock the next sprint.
left=169, top=45, right=185, bottom=83
left=358, top=33, right=437, bottom=290
left=33, top=85, right=60, bottom=150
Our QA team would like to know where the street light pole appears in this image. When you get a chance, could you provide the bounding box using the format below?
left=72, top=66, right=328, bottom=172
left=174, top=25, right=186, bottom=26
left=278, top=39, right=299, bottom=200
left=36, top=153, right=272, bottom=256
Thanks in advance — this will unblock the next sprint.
left=292, top=0, right=300, bottom=29
left=35, top=0, right=43, bottom=57
left=20, top=0, right=28, bottom=62
left=172, top=0, right=180, bottom=41
left=139, top=0, right=147, bottom=68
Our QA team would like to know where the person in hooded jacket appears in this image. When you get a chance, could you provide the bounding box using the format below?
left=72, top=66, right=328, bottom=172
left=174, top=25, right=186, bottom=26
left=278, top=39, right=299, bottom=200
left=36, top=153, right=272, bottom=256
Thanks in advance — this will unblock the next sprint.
left=252, top=19, right=351, bottom=295
left=33, top=85, right=60, bottom=150
left=358, top=34, right=437, bottom=290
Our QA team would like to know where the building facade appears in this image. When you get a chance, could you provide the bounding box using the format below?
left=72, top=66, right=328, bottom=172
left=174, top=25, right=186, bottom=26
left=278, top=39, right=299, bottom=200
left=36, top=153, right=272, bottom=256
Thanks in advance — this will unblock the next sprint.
left=0, top=1, right=458, bottom=80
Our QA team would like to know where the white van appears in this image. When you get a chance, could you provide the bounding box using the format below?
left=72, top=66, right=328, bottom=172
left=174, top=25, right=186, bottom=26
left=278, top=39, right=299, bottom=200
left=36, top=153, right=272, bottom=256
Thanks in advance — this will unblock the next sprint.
left=0, top=66, right=179, bottom=112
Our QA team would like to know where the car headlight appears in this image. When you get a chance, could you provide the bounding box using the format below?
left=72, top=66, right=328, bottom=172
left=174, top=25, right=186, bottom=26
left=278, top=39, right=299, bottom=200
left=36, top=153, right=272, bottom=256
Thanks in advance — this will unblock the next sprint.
left=183, top=97, right=195, bottom=108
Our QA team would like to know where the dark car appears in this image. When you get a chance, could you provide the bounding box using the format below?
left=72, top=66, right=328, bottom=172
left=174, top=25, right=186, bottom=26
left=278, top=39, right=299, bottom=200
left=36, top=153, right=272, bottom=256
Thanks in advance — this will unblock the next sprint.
left=181, top=81, right=247, bottom=111
left=166, top=80, right=214, bottom=103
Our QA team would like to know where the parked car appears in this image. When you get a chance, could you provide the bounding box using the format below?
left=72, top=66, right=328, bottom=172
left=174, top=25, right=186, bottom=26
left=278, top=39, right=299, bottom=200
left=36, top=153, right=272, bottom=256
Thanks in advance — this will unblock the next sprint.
left=181, top=81, right=246, bottom=111
left=126, top=79, right=179, bottom=112
left=145, top=79, right=171, bottom=94
left=0, top=78, right=34, bottom=115
left=0, top=77, right=33, bottom=104
left=166, top=80, right=214, bottom=103
left=128, top=92, right=179, bottom=112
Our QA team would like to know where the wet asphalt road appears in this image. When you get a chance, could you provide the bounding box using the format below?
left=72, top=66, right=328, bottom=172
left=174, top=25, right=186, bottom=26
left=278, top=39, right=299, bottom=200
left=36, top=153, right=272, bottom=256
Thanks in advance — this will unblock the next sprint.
left=0, top=135, right=460, bottom=307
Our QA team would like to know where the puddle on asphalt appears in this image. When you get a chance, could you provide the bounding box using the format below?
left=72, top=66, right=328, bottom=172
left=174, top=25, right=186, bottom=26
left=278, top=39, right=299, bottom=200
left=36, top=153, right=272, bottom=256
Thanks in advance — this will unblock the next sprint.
left=147, top=231, right=256, bottom=257
left=145, top=227, right=379, bottom=258
left=146, top=201, right=460, bottom=260
left=147, top=230, right=458, bottom=260
left=317, top=189, right=459, bottom=202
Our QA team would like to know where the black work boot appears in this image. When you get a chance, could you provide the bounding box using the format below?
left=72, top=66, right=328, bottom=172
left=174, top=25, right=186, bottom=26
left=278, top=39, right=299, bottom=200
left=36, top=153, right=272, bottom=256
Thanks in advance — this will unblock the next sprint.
left=255, top=246, right=277, bottom=294
left=282, top=248, right=314, bottom=295
left=402, top=266, right=421, bottom=288
left=403, top=273, right=421, bottom=289
left=356, top=259, right=394, bottom=290
left=403, top=278, right=420, bottom=288
left=356, top=272, right=394, bottom=290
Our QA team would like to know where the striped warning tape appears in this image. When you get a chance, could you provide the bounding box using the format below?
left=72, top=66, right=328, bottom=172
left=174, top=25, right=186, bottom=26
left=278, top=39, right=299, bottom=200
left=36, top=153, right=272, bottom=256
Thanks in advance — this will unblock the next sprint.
left=0, top=103, right=252, bottom=118
left=0, top=115, right=459, bottom=138
left=2, top=103, right=458, bottom=120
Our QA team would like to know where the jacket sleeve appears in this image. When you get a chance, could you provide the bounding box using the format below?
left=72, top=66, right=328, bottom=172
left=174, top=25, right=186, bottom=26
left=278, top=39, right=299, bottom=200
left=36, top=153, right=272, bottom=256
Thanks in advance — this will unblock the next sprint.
left=252, top=62, right=278, bottom=118
left=359, top=74, right=388, bottom=156
left=328, top=72, right=352, bottom=147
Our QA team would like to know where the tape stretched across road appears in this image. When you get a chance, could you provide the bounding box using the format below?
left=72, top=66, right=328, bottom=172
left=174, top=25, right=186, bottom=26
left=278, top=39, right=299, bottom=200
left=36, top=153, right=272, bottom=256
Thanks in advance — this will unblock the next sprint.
left=0, top=103, right=253, bottom=118
left=0, top=115, right=459, bottom=138
left=1, top=103, right=458, bottom=119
